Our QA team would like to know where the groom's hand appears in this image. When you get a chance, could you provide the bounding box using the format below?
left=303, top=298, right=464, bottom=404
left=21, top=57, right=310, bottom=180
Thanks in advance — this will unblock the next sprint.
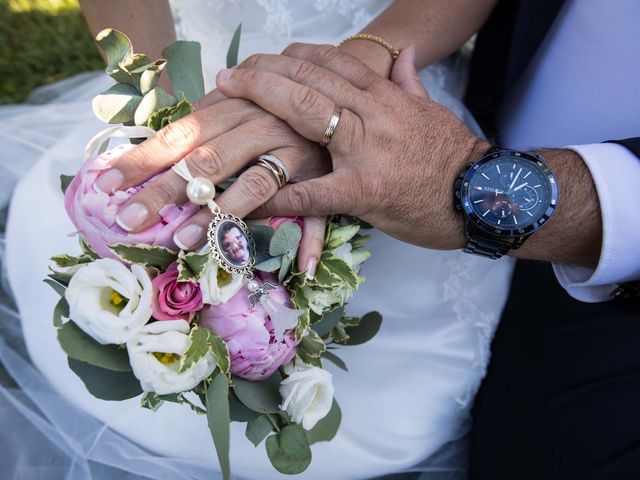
left=215, top=43, right=489, bottom=249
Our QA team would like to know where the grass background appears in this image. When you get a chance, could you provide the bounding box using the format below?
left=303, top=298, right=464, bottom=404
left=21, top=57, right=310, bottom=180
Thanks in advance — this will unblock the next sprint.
left=0, top=0, right=102, bottom=104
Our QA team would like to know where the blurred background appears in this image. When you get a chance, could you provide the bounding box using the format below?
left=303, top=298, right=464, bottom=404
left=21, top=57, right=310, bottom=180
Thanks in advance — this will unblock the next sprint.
left=0, top=0, right=102, bottom=104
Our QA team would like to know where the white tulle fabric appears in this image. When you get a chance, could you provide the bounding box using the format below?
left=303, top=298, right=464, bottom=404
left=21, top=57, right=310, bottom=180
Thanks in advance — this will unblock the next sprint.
left=0, top=1, right=514, bottom=479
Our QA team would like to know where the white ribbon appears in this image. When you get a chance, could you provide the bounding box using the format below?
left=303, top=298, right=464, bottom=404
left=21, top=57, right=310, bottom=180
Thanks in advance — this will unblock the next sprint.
left=172, top=159, right=220, bottom=214
left=83, top=125, right=156, bottom=161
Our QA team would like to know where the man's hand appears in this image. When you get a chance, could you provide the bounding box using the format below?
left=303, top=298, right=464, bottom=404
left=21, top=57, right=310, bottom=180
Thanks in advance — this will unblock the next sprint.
left=217, top=44, right=489, bottom=249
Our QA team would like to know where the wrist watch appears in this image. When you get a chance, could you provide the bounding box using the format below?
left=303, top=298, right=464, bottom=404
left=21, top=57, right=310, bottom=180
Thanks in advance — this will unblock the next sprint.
left=453, top=147, right=559, bottom=259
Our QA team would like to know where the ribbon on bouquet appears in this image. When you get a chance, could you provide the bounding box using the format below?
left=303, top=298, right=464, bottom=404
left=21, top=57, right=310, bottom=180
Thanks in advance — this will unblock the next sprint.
left=83, top=125, right=156, bottom=161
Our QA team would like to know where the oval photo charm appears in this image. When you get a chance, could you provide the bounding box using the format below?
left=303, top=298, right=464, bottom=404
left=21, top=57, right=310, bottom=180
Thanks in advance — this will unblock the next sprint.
left=207, top=213, right=255, bottom=275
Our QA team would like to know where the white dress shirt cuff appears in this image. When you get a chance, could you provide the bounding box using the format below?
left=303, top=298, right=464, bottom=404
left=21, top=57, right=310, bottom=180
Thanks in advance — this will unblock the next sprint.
left=552, top=143, right=640, bottom=302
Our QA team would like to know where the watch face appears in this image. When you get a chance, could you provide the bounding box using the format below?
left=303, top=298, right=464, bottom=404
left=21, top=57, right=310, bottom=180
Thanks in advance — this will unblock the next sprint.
left=459, top=151, right=558, bottom=237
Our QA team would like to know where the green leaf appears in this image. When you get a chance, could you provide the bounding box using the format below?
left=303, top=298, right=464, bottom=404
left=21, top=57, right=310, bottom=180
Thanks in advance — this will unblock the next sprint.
left=134, top=86, right=176, bottom=126
left=249, top=225, right=275, bottom=264
left=246, top=414, right=275, bottom=447
left=179, top=326, right=216, bottom=373
left=254, top=255, right=282, bottom=273
left=233, top=373, right=282, bottom=414
left=150, top=392, right=207, bottom=415
left=50, top=253, right=93, bottom=268
left=299, top=330, right=326, bottom=359
left=343, top=311, right=383, bottom=346
left=270, top=222, right=302, bottom=257
left=326, top=224, right=360, bottom=249
left=305, top=399, right=342, bottom=444
left=79, top=238, right=100, bottom=260
left=52, top=296, right=69, bottom=328
left=141, top=392, right=164, bottom=412
left=58, top=321, right=132, bottom=371
left=208, top=331, right=231, bottom=378
left=92, top=83, right=142, bottom=124
left=147, top=99, right=194, bottom=131
left=138, top=59, right=168, bottom=94
left=68, top=358, right=141, bottom=401
left=266, top=425, right=312, bottom=474
left=278, top=254, right=293, bottom=283
left=47, top=270, right=72, bottom=287
left=321, top=255, right=358, bottom=290
left=95, top=29, right=133, bottom=74
left=321, top=349, right=348, bottom=371
left=311, top=306, right=343, bottom=337
left=313, top=262, right=339, bottom=288
left=177, top=250, right=209, bottom=282
left=226, top=24, right=242, bottom=68
left=296, top=351, right=323, bottom=368
left=350, top=234, right=371, bottom=250
left=109, top=243, right=177, bottom=269
left=206, top=374, right=231, bottom=480
left=60, top=174, right=74, bottom=195
left=43, top=278, right=66, bottom=297
left=162, top=41, right=205, bottom=102
left=229, top=391, right=261, bottom=422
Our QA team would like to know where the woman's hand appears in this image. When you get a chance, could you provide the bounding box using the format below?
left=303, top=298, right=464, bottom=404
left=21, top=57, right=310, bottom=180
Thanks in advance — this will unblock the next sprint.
left=95, top=97, right=330, bottom=276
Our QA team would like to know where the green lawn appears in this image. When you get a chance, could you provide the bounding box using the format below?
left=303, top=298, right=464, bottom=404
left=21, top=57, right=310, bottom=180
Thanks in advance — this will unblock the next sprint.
left=0, top=0, right=103, bottom=104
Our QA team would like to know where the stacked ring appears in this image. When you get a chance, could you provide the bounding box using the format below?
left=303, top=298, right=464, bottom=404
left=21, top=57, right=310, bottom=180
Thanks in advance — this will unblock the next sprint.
left=255, top=154, right=289, bottom=188
left=321, top=107, right=342, bottom=146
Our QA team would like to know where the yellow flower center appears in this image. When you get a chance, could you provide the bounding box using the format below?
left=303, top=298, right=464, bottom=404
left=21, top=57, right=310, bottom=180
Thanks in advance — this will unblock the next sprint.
left=152, top=352, right=181, bottom=365
left=217, top=268, right=232, bottom=287
left=108, top=289, right=128, bottom=314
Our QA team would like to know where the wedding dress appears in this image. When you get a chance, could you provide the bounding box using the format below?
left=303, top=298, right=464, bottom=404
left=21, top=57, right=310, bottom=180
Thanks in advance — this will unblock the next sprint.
left=0, top=1, right=515, bottom=479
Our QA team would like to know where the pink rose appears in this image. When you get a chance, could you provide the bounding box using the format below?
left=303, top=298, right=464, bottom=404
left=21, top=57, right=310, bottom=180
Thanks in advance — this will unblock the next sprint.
left=200, top=274, right=299, bottom=380
left=64, top=144, right=199, bottom=259
left=268, top=216, right=304, bottom=231
left=151, top=262, right=203, bottom=322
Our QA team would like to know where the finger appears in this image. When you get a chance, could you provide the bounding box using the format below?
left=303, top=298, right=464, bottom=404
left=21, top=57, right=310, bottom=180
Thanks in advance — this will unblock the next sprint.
left=115, top=119, right=298, bottom=233
left=239, top=53, right=364, bottom=110
left=298, top=216, right=326, bottom=279
left=282, top=43, right=383, bottom=91
left=390, top=46, right=429, bottom=99
left=94, top=98, right=262, bottom=193
left=249, top=172, right=354, bottom=219
left=216, top=68, right=363, bottom=153
left=193, top=88, right=227, bottom=110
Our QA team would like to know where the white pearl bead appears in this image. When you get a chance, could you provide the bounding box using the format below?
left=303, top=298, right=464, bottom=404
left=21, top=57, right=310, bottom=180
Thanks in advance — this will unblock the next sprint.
left=248, top=280, right=260, bottom=292
left=186, top=177, right=215, bottom=205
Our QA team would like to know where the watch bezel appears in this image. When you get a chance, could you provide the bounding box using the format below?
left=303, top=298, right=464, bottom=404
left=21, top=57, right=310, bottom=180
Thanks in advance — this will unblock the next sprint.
left=458, top=150, right=559, bottom=238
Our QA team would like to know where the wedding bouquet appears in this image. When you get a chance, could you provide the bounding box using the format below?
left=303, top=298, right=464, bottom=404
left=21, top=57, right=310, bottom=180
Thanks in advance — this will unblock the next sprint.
left=45, top=28, right=382, bottom=477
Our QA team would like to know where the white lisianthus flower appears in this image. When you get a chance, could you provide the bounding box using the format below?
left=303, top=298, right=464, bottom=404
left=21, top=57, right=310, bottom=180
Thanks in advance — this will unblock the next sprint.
left=127, top=320, right=217, bottom=394
left=279, top=361, right=334, bottom=430
left=198, top=259, right=245, bottom=305
left=302, top=286, right=353, bottom=316
left=330, top=243, right=370, bottom=271
left=65, top=258, right=153, bottom=344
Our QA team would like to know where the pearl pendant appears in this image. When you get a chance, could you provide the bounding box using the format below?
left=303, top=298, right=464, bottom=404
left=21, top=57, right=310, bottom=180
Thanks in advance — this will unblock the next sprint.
left=186, top=176, right=215, bottom=205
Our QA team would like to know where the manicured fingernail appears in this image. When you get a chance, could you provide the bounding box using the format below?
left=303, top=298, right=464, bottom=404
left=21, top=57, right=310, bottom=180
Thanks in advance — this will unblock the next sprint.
left=174, top=224, right=204, bottom=250
left=218, top=68, right=234, bottom=82
left=94, top=169, right=123, bottom=193
left=115, top=203, right=149, bottom=232
left=305, top=257, right=318, bottom=280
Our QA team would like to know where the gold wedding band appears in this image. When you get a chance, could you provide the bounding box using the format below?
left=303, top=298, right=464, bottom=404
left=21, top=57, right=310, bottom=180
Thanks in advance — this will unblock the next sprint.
left=321, top=107, right=342, bottom=147
left=255, top=154, right=288, bottom=189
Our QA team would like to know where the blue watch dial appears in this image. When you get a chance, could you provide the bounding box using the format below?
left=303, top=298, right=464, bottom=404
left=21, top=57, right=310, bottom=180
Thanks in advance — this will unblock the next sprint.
left=460, top=151, right=558, bottom=237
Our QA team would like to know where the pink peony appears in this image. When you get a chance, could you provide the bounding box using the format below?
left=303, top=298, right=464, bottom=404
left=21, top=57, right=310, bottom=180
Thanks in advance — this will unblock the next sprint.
left=268, top=216, right=304, bottom=231
left=64, top=144, right=199, bottom=259
left=152, top=262, right=203, bottom=322
left=200, top=273, right=299, bottom=380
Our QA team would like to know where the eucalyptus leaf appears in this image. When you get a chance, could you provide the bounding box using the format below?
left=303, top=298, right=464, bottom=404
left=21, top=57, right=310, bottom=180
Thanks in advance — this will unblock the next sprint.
left=278, top=254, right=293, bottom=283
left=162, top=41, right=205, bottom=102
left=343, top=311, right=383, bottom=346
left=321, top=350, right=348, bottom=371
left=326, top=224, right=360, bottom=249
left=226, top=24, right=242, bottom=68
left=229, top=391, right=261, bottom=422
left=134, top=87, right=176, bottom=126
left=269, top=222, right=302, bottom=257
left=249, top=225, right=275, bottom=264
left=233, top=373, right=282, bottom=414
left=92, top=84, right=142, bottom=124
left=58, top=321, right=132, bottom=371
left=310, top=306, right=343, bottom=337
left=95, top=29, right=133, bottom=73
left=60, top=174, right=74, bottom=195
left=246, top=414, right=275, bottom=447
left=254, top=255, right=282, bottom=273
left=43, top=278, right=66, bottom=297
left=68, top=358, right=141, bottom=401
left=147, top=99, right=194, bottom=130
left=266, top=425, right=312, bottom=474
left=206, top=374, right=231, bottom=480
left=109, top=243, right=177, bottom=269
left=138, top=59, right=168, bottom=94
left=305, top=399, right=342, bottom=444
left=52, top=296, right=69, bottom=328
left=47, top=270, right=72, bottom=287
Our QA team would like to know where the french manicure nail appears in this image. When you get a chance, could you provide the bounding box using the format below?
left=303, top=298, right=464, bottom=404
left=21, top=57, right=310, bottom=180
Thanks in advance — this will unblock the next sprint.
left=174, top=224, right=204, bottom=251
left=305, top=257, right=318, bottom=280
left=115, top=203, right=149, bottom=232
left=94, top=169, right=124, bottom=193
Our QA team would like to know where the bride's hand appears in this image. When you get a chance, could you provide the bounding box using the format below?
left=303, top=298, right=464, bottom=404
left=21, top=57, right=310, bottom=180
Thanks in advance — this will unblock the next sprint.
left=95, top=98, right=330, bottom=277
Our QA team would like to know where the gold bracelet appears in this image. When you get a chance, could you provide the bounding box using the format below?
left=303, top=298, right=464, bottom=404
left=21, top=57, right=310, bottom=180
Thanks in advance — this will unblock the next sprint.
left=339, top=33, right=400, bottom=60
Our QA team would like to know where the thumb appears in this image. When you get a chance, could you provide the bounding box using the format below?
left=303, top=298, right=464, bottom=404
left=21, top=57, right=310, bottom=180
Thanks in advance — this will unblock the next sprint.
left=391, top=45, right=428, bottom=98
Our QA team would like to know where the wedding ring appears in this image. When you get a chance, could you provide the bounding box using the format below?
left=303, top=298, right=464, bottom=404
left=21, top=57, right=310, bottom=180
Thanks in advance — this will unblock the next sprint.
left=255, top=154, right=288, bottom=189
left=321, top=107, right=342, bottom=146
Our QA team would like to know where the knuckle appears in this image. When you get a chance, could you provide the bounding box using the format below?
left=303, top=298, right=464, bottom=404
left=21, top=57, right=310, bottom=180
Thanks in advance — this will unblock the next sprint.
left=186, top=144, right=226, bottom=178
left=158, top=121, right=196, bottom=150
left=292, top=60, right=317, bottom=84
left=242, top=53, right=262, bottom=69
left=291, top=85, right=322, bottom=116
left=241, top=168, right=277, bottom=201
left=312, top=44, right=340, bottom=66
left=282, top=42, right=303, bottom=56
left=287, top=184, right=313, bottom=213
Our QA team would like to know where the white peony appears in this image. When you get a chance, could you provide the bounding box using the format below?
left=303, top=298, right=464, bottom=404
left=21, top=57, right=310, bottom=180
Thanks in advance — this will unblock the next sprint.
left=198, top=259, right=245, bottom=305
left=127, top=320, right=217, bottom=395
left=279, top=361, right=334, bottom=430
left=65, top=258, right=153, bottom=345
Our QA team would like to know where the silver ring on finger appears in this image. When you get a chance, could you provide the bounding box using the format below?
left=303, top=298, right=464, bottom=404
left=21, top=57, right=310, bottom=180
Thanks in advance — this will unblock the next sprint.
left=320, top=107, right=342, bottom=147
left=255, top=154, right=288, bottom=189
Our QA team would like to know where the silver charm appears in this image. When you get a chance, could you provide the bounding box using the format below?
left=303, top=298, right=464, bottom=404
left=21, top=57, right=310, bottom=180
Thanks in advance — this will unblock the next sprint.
left=248, top=279, right=303, bottom=340
left=206, top=212, right=256, bottom=276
